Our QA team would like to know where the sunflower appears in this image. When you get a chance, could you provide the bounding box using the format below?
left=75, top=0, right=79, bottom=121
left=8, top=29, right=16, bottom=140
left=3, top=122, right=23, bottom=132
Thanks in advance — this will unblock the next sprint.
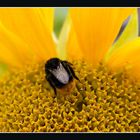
left=0, top=8, right=140, bottom=132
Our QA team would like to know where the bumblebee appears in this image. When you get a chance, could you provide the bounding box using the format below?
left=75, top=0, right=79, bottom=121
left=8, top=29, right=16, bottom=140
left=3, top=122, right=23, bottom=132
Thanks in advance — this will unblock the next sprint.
left=45, top=58, right=79, bottom=96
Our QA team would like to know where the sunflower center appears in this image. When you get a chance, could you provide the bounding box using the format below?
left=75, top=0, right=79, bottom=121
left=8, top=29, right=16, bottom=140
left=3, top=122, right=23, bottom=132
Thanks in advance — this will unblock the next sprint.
left=0, top=60, right=140, bottom=132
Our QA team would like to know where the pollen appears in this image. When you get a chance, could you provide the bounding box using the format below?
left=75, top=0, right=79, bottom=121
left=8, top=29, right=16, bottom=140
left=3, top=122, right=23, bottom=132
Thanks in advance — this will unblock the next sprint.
left=0, top=60, right=140, bottom=132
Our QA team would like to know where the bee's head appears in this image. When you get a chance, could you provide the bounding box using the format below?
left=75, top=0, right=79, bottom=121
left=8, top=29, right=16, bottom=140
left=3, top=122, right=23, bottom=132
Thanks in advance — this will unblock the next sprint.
left=45, top=58, right=61, bottom=71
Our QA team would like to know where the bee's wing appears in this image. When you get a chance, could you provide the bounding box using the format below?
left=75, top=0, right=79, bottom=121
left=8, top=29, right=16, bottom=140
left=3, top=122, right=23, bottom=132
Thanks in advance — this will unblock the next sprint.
left=62, top=61, right=80, bottom=82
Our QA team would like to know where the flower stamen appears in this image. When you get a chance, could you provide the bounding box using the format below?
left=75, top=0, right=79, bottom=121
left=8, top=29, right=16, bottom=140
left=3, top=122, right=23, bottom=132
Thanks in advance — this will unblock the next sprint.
left=0, top=60, right=139, bottom=132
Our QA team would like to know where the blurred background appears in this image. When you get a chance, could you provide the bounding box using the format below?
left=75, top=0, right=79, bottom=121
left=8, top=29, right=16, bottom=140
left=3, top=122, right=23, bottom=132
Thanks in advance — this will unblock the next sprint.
left=0, top=8, right=139, bottom=77
left=0, top=8, right=68, bottom=77
left=54, top=8, right=68, bottom=37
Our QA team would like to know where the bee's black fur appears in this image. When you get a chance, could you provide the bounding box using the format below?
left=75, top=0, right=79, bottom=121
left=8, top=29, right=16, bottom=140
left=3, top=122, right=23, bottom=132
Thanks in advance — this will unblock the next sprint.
left=45, top=58, right=79, bottom=95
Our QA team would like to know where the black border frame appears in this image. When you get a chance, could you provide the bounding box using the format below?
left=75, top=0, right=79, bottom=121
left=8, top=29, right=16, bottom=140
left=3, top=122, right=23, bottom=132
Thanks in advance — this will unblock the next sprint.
left=0, top=0, right=139, bottom=139
left=0, top=0, right=139, bottom=7
left=0, top=132, right=140, bottom=139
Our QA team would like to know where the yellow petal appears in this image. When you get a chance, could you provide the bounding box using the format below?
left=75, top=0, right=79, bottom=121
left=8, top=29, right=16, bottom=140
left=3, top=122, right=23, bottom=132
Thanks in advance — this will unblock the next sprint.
left=57, top=14, right=83, bottom=60
left=105, top=8, right=138, bottom=62
left=37, top=8, right=54, bottom=32
left=70, top=8, right=134, bottom=66
left=106, top=37, right=140, bottom=80
left=0, top=8, right=56, bottom=67
left=66, top=22, right=83, bottom=61
left=0, top=22, right=35, bottom=68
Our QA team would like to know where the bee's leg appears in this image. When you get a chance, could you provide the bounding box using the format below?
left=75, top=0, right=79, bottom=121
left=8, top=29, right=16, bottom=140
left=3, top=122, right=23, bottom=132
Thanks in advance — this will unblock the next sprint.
left=56, top=91, right=65, bottom=104
left=46, top=75, right=57, bottom=96
left=68, top=65, right=80, bottom=81
left=62, top=60, right=73, bottom=66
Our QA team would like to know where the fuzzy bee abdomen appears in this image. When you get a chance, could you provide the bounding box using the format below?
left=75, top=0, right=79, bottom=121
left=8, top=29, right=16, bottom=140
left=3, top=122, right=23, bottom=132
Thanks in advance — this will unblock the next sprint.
left=57, top=79, right=76, bottom=96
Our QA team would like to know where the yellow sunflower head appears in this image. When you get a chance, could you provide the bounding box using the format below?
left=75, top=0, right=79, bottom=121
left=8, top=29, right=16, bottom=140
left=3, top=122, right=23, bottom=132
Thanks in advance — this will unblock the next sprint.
left=0, top=8, right=140, bottom=132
